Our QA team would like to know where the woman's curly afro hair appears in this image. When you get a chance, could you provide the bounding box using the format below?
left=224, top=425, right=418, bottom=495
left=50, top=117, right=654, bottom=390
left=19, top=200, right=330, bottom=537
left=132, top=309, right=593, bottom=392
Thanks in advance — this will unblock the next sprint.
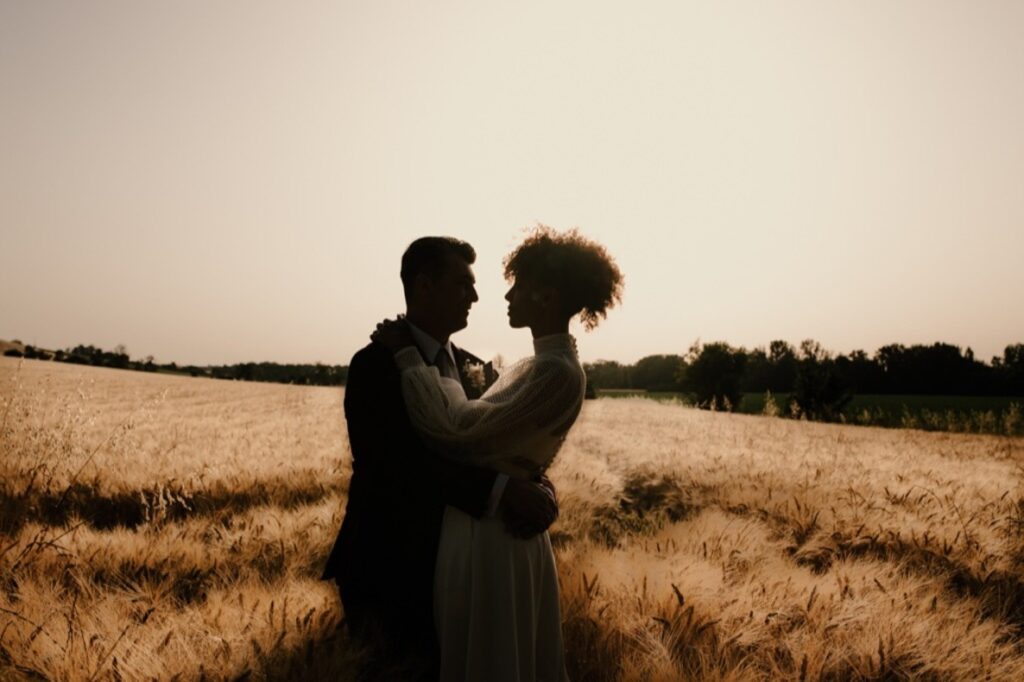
left=503, top=225, right=624, bottom=331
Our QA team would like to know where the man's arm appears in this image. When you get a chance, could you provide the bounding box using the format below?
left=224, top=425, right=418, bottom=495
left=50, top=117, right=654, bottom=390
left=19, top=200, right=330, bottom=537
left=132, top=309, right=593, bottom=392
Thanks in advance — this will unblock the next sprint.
left=345, top=343, right=498, bottom=518
left=347, top=343, right=558, bottom=531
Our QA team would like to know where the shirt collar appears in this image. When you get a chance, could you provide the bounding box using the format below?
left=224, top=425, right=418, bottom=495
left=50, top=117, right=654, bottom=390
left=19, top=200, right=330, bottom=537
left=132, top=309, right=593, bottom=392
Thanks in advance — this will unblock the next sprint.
left=407, top=322, right=457, bottom=369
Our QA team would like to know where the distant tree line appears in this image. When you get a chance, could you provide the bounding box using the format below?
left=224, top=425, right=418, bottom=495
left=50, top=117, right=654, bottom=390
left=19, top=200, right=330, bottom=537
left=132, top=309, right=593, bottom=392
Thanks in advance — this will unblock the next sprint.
left=7, top=338, right=1023, bottom=402
left=199, top=362, right=347, bottom=385
left=585, top=341, right=1024, bottom=419
left=3, top=342, right=348, bottom=387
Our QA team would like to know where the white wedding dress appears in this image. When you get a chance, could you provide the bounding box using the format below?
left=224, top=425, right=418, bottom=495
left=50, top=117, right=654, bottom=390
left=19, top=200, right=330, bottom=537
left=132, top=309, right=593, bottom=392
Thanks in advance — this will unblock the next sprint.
left=394, top=333, right=585, bottom=682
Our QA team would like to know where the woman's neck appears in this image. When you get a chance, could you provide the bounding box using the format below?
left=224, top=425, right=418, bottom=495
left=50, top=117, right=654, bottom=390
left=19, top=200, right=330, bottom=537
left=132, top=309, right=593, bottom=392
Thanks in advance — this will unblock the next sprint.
left=529, top=318, right=569, bottom=339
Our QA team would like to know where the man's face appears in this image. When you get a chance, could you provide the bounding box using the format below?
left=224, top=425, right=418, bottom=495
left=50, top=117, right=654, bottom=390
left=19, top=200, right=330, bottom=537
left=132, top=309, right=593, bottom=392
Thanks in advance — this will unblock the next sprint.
left=424, top=254, right=478, bottom=335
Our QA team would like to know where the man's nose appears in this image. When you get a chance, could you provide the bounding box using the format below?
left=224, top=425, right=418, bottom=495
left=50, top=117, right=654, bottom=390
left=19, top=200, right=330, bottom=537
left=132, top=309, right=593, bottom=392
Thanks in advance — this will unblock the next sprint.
left=504, top=288, right=512, bottom=302
left=470, top=287, right=479, bottom=303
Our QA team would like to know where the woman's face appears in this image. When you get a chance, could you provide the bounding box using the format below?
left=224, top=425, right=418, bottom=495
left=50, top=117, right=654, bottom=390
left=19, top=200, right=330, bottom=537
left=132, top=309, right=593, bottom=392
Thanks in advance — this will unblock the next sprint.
left=504, top=277, right=545, bottom=329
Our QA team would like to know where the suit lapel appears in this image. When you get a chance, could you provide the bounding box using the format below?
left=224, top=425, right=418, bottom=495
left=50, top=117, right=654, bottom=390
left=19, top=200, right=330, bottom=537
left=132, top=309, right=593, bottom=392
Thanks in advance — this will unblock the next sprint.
left=452, top=345, right=473, bottom=397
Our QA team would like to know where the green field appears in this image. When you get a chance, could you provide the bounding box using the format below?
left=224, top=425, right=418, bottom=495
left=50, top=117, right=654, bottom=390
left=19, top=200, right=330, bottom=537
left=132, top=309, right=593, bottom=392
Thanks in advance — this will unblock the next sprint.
left=597, top=389, right=1024, bottom=435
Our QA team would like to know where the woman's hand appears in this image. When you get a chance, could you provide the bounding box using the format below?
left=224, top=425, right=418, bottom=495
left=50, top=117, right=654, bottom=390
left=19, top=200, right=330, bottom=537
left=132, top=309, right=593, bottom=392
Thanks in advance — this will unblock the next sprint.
left=371, top=317, right=415, bottom=353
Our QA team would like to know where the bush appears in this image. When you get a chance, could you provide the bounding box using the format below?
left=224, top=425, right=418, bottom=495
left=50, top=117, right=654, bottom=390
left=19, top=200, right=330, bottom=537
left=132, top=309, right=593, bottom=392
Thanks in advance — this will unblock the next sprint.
left=792, top=340, right=851, bottom=421
left=631, top=355, right=686, bottom=392
left=680, top=341, right=747, bottom=411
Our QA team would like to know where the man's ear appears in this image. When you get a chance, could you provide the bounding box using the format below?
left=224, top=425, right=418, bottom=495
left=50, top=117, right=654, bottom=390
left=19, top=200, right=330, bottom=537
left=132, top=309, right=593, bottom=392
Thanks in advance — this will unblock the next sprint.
left=414, top=272, right=433, bottom=296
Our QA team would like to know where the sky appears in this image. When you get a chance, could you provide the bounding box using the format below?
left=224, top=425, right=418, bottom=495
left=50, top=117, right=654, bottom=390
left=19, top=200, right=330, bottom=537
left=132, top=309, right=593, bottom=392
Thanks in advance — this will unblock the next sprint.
left=1, top=1, right=1022, bottom=367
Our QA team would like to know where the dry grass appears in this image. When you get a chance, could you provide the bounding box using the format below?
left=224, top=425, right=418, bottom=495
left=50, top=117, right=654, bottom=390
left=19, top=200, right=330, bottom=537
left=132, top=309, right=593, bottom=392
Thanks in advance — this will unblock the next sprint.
left=2, top=357, right=1024, bottom=680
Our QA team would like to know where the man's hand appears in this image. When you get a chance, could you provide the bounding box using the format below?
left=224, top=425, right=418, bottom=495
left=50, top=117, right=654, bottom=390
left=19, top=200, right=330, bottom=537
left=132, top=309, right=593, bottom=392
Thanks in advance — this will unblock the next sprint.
left=500, top=476, right=559, bottom=539
left=536, top=474, right=557, bottom=505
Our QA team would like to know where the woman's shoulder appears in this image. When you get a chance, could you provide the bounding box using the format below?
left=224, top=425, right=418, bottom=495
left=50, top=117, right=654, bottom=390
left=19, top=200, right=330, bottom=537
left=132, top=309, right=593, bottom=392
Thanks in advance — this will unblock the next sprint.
left=529, top=351, right=583, bottom=380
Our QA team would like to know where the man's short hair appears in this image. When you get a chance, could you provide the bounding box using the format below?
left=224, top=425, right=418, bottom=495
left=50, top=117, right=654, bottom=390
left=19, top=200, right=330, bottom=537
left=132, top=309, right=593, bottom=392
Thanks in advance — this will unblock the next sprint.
left=400, top=237, right=476, bottom=302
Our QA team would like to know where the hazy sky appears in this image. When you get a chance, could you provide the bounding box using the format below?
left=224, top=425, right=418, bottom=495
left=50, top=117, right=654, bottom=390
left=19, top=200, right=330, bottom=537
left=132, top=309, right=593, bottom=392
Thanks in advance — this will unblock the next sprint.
left=2, top=1, right=1022, bottom=366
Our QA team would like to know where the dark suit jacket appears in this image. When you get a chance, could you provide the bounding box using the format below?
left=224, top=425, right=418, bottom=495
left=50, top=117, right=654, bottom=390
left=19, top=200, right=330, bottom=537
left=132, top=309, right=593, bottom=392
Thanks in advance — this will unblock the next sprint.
left=321, top=340, right=498, bottom=625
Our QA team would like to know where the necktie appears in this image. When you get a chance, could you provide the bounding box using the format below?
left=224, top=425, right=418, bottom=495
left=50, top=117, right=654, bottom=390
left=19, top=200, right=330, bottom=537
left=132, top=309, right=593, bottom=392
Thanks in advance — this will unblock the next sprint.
left=434, top=348, right=458, bottom=381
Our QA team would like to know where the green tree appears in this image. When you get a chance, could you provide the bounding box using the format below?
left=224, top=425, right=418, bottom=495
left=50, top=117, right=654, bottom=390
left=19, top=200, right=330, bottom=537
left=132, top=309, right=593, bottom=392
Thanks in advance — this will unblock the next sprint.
left=631, top=355, right=685, bottom=392
left=680, top=341, right=747, bottom=411
left=583, top=360, right=631, bottom=390
left=793, top=339, right=851, bottom=421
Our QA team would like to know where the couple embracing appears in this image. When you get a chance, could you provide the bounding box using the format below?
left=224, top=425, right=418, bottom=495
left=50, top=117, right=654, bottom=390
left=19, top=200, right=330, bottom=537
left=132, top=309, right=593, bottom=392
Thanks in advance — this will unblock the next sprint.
left=322, top=226, right=623, bottom=681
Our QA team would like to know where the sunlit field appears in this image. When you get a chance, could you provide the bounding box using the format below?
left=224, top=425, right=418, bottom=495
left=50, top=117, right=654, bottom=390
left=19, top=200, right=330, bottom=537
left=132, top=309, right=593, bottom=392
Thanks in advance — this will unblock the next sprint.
left=3, top=357, right=1024, bottom=680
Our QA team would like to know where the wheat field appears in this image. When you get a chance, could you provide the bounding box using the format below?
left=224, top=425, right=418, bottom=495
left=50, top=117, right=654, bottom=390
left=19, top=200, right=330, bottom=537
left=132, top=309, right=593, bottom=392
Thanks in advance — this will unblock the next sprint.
left=2, top=356, right=1024, bottom=681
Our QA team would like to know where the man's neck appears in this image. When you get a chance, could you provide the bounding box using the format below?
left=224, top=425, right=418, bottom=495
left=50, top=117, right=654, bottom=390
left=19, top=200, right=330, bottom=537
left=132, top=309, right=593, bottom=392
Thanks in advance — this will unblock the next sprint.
left=405, top=311, right=450, bottom=346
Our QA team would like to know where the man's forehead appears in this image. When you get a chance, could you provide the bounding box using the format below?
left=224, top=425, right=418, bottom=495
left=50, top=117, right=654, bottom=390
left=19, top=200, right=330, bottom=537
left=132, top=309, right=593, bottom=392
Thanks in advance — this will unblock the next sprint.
left=443, top=253, right=475, bottom=280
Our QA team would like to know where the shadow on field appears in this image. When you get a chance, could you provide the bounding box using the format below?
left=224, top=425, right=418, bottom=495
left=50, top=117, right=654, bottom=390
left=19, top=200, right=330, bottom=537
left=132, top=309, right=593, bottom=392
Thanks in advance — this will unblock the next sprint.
left=791, top=525, right=1024, bottom=634
left=79, top=550, right=320, bottom=605
left=248, top=628, right=365, bottom=682
left=257, top=626, right=449, bottom=682
left=582, top=471, right=702, bottom=549
left=0, top=469, right=345, bottom=534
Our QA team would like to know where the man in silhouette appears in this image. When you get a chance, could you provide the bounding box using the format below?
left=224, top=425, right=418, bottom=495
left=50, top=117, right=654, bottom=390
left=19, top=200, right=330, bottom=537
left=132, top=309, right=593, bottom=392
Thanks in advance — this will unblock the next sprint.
left=322, top=236, right=559, bottom=676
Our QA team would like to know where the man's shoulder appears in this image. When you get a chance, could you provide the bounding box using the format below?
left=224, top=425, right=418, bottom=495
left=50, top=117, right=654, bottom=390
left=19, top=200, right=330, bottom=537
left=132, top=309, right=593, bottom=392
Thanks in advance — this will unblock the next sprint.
left=345, top=343, right=399, bottom=409
left=351, top=341, right=386, bottom=364
left=349, top=342, right=396, bottom=377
